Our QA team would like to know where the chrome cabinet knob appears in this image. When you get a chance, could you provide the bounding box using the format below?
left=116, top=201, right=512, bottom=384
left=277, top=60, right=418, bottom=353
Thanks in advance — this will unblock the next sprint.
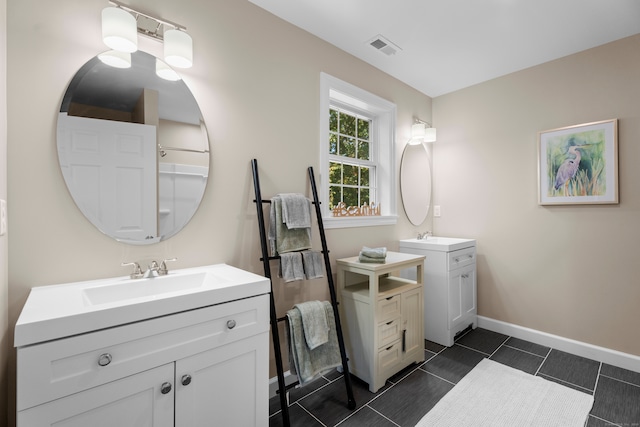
left=181, top=374, right=192, bottom=386
left=161, top=382, right=172, bottom=394
left=98, top=353, right=112, bottom=367
left=226, top=319, right=237, bottom=330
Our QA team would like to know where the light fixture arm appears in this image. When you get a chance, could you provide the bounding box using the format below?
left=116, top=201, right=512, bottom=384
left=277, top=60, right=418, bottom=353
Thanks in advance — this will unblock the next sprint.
left=108, top=0, right=187, bottom=35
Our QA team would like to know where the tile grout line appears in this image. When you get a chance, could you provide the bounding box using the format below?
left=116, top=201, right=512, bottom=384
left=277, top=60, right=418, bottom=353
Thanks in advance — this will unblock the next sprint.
left=488, top=335, right=511, bottom=358
left=502, top=343, right=549, bottom=359
left=534, top=347, right=553, bottom=376
left=599, top=373, right=640, bottom=389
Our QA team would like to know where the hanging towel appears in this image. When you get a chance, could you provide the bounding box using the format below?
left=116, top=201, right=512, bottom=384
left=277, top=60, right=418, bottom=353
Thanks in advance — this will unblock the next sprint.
left=286, top=301, right=342, bottom=386
left=269, top=196, right=312, bottom=255
left=302, top=250, right=324, bottom=280
left=294, top=300, right=329, bottom=349
left=279, top=252, right=305, bottom=282
left=279, top=193, right=312, bottom=229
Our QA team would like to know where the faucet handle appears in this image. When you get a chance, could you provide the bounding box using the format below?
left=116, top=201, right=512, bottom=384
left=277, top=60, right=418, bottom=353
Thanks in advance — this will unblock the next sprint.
left=159, top=258, right=177, bottom=275
left=122, top=262, right=143, bottom=279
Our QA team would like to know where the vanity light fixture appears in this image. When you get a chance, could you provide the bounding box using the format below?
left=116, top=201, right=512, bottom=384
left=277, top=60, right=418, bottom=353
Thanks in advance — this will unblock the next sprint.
left=409, top=119, right=437, bottom=144
left=97, top=49, right=131, bottom=68
left=103, top=1, right=193, bottom=69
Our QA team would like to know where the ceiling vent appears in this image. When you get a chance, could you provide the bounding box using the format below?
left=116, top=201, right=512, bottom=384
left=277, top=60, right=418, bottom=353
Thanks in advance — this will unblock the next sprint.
left=368, top=35, right=402, bottom=56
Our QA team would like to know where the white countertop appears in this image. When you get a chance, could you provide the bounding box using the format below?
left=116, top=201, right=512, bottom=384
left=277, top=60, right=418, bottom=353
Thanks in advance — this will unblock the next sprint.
left=399, top=237, right=476, bottom=252
left=14, top=264, right=270, bottom=347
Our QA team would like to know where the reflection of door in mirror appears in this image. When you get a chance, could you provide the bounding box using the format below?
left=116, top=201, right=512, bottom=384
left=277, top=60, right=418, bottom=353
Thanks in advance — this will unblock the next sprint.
left=58, top=114, right=158, bottom=242
left=400, top=143, right=432, bottom=226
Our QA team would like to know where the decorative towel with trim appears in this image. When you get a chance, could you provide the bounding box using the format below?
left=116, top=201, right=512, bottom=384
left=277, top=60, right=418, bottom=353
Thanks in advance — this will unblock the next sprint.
left=286, top=301, right=342, bottom=386
left=279, top=252, right=305, bottom=282
left=268, top=195, right=312, bottom=255
left=302, top=250, right=324, bottom=280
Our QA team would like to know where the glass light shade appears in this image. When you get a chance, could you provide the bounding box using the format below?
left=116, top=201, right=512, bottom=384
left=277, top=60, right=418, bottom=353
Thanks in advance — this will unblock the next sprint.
left=424, top=127, right=437, bottom=142
left=164, top=29, right=193, bottom=68
left=409, top=123, right=426, bottom=144
left=102, top=7, right=138, bottom=53
left=156, top=59, right=182, bottom=81
left=97, top=50, right=131, bottom=68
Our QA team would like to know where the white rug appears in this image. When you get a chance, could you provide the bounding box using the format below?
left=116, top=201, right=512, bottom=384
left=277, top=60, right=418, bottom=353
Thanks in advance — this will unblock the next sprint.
left=417, top=358, right=594, bottom=427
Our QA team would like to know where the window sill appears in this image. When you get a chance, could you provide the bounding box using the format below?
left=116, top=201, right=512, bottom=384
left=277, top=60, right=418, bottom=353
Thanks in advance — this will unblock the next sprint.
left=322, top=215, right=397, bottom=229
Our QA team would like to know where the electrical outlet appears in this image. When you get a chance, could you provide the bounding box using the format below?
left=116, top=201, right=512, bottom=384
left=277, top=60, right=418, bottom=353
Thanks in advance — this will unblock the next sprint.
left=433, top=205, right=441, bottom=217
left=0, top=199, right=6, bottom=236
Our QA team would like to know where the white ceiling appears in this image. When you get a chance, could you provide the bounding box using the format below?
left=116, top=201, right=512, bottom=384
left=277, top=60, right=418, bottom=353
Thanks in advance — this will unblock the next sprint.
left=248, top=0, right=640, bottom=97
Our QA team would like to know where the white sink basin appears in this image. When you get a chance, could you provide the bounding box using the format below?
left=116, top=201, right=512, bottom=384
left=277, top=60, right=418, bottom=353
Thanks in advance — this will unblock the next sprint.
left=15, top=264, right=269, bottom=347
left=82, top=272, right=212, bottom=306
left=399, top=236, right=476, bottom=252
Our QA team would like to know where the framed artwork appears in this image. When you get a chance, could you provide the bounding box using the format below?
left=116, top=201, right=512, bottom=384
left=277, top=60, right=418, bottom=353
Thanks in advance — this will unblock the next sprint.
left=538, top=119, right=618, bottom=205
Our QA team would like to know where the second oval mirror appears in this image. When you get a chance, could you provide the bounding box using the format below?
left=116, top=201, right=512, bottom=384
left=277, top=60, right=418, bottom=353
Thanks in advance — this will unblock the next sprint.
left=57, top=50, right=210, bottom=245
left=400, top=142, right=432, bottom=226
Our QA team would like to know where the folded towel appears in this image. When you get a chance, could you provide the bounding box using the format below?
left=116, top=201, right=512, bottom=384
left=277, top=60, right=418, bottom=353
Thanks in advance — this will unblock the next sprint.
left=279, top=193, right=312, bottom=229
left=302, top=250, right=324, bottom=280
left=360, top=246, right=387, bottom=259
left=286, top=301, right=342, bottom=386
left=358, top=252, right=386, bottom=263
left=294, top=300, right=329, bottom=349
left=279, top=252, right=305, bottom=282
left=269, top=196, right=312, bottom=255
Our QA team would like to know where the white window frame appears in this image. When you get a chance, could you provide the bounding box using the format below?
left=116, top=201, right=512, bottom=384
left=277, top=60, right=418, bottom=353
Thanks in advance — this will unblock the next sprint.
left=319, top=73, right=397, bottom=229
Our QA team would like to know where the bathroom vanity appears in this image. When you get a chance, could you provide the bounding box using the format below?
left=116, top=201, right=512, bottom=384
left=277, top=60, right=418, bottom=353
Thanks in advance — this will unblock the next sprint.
left=399, top=237, right=477, bottom=347
left=337, top=252, right=425, bottom=393
left=14, top=264, right=270, bottom=427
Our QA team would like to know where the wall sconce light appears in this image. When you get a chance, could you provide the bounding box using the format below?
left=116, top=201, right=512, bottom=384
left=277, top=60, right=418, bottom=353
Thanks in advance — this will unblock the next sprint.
left=409, top=120, right=437, bottom=145
left=102, top=1, right=193, bottom=69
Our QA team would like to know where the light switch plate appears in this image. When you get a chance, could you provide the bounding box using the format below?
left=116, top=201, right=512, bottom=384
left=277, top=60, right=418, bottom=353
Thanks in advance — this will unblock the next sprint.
left=433, top=205, right=441, bottom=217
left=0, top=199, right=6, bottom=236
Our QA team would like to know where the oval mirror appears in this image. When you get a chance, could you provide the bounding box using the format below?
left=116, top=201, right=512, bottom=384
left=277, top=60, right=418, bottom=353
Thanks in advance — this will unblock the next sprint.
left=400, top=142, right=432, bottom=225
left=57, top=51, right=209, bottom=244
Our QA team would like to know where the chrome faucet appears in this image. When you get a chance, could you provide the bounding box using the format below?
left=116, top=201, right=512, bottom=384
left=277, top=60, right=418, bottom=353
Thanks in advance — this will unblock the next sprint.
left=417, top=231, right=432, bottom=240
left=158, top=258, right=177, bottom=276
left=144, top=260, right=161, bottom=278
left=122, top=262, right=144, bottom=279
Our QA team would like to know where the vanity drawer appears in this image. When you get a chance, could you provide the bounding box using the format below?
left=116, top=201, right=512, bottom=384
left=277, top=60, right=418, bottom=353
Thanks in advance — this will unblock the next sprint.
left=377, top=341, right=402, bottom=380
left=17, top=294, right=269, bottom=411
left=377, top=293, right=401, bottom=323
left=447, top=247, right=476, bottom=270
left=377, top=317, right=402, bottom=349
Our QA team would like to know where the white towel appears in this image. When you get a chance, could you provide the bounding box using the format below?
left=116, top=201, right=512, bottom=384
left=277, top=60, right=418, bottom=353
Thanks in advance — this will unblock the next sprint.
left=302, top=250, right=324, bottom=280
left=295, top=300, right=329, bottom=350
left=279, top=252, right=305, bottom=282
left=279, top=193, right=312, bottom=229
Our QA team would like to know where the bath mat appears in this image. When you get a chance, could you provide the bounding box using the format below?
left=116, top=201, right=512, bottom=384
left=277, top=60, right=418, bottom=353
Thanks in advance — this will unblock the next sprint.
left=417, top=358, right=593, bottom=427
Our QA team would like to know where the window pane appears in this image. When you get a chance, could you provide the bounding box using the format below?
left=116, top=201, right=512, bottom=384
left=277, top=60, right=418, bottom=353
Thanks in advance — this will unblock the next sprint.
left=357, top=140, right=370, bottom=160
left=329, top=133, right=337, bottom=154
left=340, top=112, right=356, bottom=136
left=357, top=118, right=369, bottom=140
left=343, top=164, right=358, bottom=185
left=329, top=186, right=341, bottom=209
left=339, top=136, right=356, bottom=158
left=360, top=167, right=369, bottom=186
left=360, top=188, right=370, bottom=205
left=329, top=109, right=338, bottom=132
left=344, top=187, right=358, bottom=207
left=329, top=162, right=342, bottom=184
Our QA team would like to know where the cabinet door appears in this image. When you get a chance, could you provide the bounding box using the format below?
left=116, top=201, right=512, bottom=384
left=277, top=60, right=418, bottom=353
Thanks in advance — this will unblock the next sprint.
left=401, top=287, right=424, bottom=359
left=448, top=264, right=476, bottom=330
left=175, top=332, right=269, bottom=427
left=18, top=363, right=174, bottom=427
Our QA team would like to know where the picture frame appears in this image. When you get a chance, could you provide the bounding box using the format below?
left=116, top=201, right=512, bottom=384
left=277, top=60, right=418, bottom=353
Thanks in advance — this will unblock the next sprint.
left=538, top=119, right=618, bottom=205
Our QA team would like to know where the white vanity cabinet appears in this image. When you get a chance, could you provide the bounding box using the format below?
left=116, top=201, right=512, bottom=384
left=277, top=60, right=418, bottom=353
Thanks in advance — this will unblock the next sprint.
left=399, top=238, right=477, bottom=347
left=15, top=264, right=270, bottom=427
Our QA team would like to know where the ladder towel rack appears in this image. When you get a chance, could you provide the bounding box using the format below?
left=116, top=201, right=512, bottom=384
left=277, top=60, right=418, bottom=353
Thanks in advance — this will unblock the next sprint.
left=251, top=159, right=356, bottom=427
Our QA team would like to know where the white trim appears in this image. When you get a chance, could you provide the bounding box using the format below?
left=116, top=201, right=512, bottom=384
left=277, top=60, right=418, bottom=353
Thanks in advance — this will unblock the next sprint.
left=319, top=72, right=397, bottom=229
left=478, top=315, right=640, bottom=374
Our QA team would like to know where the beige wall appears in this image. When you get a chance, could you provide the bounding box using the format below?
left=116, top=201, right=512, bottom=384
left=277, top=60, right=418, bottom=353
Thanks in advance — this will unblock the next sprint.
left=4, top=0, right=430, bottom=422
left=1, top=0, right=8, bottom=424
left=433, top=34, right=640, bottom=356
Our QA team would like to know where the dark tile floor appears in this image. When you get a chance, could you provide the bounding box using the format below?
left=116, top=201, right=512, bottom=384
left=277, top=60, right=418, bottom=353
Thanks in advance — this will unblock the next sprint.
left=269, top=328, right=640, bottom=427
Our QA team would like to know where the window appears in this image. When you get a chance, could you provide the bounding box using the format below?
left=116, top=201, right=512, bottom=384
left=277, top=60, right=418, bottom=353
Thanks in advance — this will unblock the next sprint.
left=320, top=73, right=397, bottom=228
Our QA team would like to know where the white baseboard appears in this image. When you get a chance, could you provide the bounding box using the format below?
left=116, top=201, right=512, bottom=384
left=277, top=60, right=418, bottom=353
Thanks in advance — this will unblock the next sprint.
left=269, top=370, right=296, bottom=399
left=478, top=316, right=640, bottom=374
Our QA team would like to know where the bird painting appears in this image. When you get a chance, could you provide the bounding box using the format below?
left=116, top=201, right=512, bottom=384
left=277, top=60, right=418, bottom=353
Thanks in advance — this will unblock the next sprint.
left=554, top=144, right=585, bottom=196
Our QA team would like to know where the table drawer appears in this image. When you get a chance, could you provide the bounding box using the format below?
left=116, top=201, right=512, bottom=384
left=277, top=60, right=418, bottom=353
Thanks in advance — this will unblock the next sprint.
left=377, top=317, right=402, bottom=349
left=377, top=293, right=401, bottom=323
left=17, top=294, right=269, bottom=411
left=447, top=247, right=476, bottom=270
